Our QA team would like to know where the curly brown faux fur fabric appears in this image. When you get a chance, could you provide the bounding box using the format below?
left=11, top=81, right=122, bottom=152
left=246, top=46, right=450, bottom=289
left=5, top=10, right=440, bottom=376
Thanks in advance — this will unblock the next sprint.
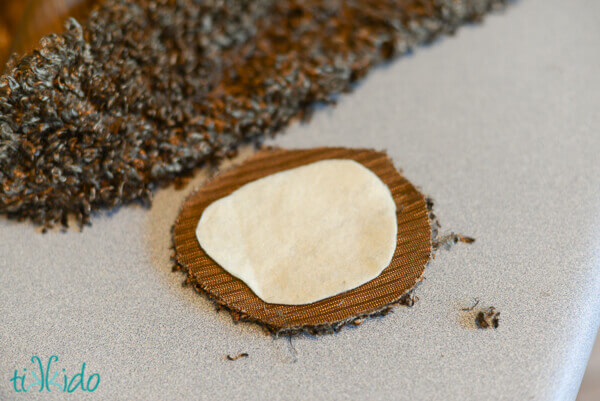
left=0, top=0, right=506, bottom=229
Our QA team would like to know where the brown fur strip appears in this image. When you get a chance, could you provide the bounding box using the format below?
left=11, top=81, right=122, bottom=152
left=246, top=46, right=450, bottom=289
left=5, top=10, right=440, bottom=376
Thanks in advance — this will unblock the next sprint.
left=0, top=0, right=507, bottom=228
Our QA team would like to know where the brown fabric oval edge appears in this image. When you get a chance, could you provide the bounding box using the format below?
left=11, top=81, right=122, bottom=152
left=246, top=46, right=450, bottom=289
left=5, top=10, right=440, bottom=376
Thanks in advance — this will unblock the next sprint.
left=172, top=147, right=432, bottom=336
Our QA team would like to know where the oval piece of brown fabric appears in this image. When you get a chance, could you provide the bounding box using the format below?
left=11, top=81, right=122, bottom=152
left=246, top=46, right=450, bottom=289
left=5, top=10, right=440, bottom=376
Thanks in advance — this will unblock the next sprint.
left=173, top=147, right=432, bottom=335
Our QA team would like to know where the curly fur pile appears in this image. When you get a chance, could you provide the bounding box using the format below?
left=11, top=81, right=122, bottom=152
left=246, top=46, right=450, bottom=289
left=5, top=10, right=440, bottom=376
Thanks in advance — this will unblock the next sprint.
left=0, top=0, right=505, bottom=228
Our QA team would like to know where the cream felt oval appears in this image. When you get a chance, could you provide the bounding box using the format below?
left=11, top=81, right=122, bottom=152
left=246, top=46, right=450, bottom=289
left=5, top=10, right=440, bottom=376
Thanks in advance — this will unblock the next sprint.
left=195, top=159, right=398, bottom=305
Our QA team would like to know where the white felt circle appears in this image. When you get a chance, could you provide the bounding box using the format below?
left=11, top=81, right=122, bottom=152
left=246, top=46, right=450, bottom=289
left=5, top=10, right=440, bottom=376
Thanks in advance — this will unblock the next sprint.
left=195, top=159, right=397, bottom=305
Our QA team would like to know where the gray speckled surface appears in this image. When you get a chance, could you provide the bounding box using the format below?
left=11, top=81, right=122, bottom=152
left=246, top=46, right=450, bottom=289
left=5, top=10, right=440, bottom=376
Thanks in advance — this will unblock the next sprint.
left=1, top=0, right=599, bottom=399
